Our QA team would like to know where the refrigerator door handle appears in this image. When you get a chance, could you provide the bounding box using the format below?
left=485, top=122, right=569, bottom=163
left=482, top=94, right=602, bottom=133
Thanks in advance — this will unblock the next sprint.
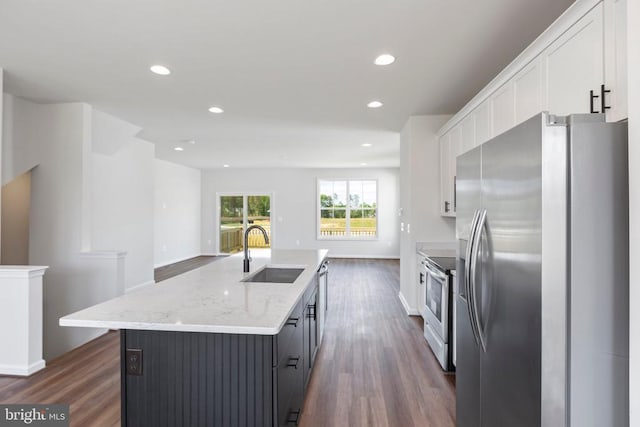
left=465, top=209, right=481, bottom=345
left=470, top=209, right=488, bottom=352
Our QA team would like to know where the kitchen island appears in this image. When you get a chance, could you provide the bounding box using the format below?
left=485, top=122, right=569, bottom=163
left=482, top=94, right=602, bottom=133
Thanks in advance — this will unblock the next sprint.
left=60, top=249, right=329, bottom=427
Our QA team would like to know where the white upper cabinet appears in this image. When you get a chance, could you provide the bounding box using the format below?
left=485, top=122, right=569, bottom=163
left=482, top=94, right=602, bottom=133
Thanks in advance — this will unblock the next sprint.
left=543, top=3, right=604, bottom=116
left=439, top=133, right=452, bottom=216
left=449, top=126, right=462, bottom=215
left=460, top=114, right=476, bottom=154
left=514, top=57, right=544, bottom=125
left=490, top=81, right=515, bottom=137
left=439, top=125, right=463, bottom=217
left=474, top=100, right=491, bottom=146
left=604, top=0, right=627, bottom=122
left=437, top=0, right=628, bottom=217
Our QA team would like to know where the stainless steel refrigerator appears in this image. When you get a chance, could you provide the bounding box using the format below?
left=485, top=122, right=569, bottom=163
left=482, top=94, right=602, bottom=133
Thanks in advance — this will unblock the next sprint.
left=456, top=112, right=629, bottom=427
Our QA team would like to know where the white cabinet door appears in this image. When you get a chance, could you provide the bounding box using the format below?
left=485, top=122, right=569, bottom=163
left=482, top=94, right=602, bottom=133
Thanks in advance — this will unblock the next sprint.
left=604, top=0, right=627, bottom=122
left=474, top=100, right=491, bottom=146
left=543, top=3, right=604, bottom=116
left=439, top=133, right=452, bottom=216
left=514, top=57, right=544, bottom=125
left=460, top=114, right=476, bottom=155
left=490, top=81, right=515, bottom=137
left=449, top=126, right=461, bottom=216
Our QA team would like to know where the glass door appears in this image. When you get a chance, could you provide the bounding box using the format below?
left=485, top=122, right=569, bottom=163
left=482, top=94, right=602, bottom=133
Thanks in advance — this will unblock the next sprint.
left=219, top=195, right=244, bottom=254
left=218, top=194, right=272, bottom=254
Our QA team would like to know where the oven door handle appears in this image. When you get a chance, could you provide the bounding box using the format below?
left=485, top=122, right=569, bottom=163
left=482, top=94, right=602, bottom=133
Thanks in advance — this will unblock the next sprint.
left=424, top=264, right=447, bottom=282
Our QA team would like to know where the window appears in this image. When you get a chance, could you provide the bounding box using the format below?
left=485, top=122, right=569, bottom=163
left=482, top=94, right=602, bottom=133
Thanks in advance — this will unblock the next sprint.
left=318, top=179, right=377, bottom=239
left=218, top=194, right=272, bottom=254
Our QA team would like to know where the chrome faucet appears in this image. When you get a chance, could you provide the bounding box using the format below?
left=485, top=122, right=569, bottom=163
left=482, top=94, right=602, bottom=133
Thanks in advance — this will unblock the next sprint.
left=243, top=225, right=270, bottom=272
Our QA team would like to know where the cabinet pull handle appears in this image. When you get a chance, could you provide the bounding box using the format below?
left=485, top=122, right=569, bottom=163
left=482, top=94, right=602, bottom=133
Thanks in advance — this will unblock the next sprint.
left=286, top=356, right=300, bottom=369
left=444, top=201, right=450, bottom=213
left=419, top=272, right=425, bottom=284
left=307, top=304, right=316, bottom=320
left=286, top=409, right=301, bottom=424
left=590, top=90, right=599, bottom=113
left=286, top=317, right=300, bottom=327
left=454, top=176, right=457, bottom=212
left=601, top=84, right=611, bottom=112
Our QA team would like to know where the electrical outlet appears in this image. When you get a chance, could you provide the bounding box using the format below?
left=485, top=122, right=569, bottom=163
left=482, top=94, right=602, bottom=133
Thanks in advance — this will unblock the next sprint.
left=126, top=349, right=143, bottom=376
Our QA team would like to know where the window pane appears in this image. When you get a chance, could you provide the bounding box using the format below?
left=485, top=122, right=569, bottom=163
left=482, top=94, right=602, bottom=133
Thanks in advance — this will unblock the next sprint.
left=220, top=196, right=243, bottom=253
left=349, top=210, right=376, bottom=237
left=349, top=180, right=376, bottom=209
left=319, top=180, right=347, bottom=208
left=361, top=181, right=377, bottom=207
left=247, top=195, right=271, bottom=248
left=320, top=209, right=346, bottom=237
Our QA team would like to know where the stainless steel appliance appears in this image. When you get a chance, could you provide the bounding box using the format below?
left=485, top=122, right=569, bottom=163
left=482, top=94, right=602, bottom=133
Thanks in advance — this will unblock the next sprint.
left=456, top=113, right=629, bottom=427
left=422, top=255, right=456, bottom=371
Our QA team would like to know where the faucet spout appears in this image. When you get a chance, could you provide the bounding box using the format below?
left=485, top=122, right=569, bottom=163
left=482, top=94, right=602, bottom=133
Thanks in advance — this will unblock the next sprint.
left=243, top=225, right=270, bottom=273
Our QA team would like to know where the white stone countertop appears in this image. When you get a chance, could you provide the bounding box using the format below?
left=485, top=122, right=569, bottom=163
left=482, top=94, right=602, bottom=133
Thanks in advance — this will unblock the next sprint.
left=59, top=249, right=328, bottom=335
left=416, top=241, right=457, bottom=259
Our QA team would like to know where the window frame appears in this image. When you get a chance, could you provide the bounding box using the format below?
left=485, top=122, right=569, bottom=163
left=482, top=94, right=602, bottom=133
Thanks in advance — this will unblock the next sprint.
left=316, top=178, right=378, bottom=241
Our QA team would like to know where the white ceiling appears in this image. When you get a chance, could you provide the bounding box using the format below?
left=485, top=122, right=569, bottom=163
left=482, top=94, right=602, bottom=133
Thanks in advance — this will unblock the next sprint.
left=0, top=0, right=575, bottom=169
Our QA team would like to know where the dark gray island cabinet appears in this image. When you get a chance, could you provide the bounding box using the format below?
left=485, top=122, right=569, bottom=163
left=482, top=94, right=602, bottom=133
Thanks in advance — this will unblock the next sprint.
left=121, top=278, right=321, bottom=427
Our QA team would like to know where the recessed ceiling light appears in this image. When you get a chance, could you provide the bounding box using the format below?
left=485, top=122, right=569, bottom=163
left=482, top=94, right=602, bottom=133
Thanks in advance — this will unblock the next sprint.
left=174, top=147, right=184, bottom=151
left=208, top=106, right=224, bottom=114
left=187, top=140, right=196, bottom=145
left=374, top=54, right=395, bottom=66
left=360, top=162, right=368, bottom=166
left=361, top=143, right=372, bottom=147
left=223, top=164, right=230, bottom=168
left=367, top=101, right=383, bottom=108
left=150, top=65, right=171, bottom=75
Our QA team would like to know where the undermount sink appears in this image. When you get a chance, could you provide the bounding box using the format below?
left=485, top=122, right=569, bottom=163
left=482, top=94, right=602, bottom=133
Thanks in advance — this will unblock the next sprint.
left=242, top=267, right=305, bottom=284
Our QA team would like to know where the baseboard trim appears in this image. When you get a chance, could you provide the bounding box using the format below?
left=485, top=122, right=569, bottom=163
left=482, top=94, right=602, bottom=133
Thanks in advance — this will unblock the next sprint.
left=154, top=254, right=202, bottom=269
left=0, top=359, right=46, bottom=376
left=126, top=280, right=156, bottom=293
left=398, top=291, right=420, bottom=316
left=328, top=254, right=400, bottom=260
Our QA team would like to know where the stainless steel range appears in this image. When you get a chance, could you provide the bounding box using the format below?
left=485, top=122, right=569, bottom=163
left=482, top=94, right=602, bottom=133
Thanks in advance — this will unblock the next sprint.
left=420, top=254, right=456, bottom=371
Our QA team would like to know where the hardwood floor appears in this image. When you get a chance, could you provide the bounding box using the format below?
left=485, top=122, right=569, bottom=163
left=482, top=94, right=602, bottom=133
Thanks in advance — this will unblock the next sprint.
left=154, top=255, right=223, bottom=282
left=299, top=259, right=455, bottom=427
left=0, top=258, right=455, bottom=427
left=0, top=331, right=121, bottom=427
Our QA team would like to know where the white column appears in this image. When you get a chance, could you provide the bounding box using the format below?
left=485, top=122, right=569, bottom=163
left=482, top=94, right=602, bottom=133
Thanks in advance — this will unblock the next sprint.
left=0, top=266, right=48, bottom=376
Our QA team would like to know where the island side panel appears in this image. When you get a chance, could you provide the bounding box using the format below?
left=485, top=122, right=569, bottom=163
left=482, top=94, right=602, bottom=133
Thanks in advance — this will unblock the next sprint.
left=120, top=329, right=274, bottom=427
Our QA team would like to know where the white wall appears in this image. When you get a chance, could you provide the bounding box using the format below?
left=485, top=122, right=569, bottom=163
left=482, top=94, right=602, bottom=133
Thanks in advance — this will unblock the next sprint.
left=90, top=109, right=155, bottom=291
left=628, top=1, right=639, bottom=424
left=1, top=97, right=162, bottom=359
left=2, top=98, right=107, bottom=359
left=201, top=167, right=399, bottom=258
left=154, top=159, right=201, bottom=267
left=398, top=115, right=456, bottom=313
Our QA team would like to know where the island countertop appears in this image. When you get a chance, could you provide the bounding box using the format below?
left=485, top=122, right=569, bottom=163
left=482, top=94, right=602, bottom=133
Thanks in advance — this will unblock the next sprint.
left=59, top=249, right=328, bottom=335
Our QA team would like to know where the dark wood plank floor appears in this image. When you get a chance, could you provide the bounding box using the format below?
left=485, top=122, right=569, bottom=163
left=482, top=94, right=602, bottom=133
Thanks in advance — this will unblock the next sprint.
left=154, top=255, right=223, bottom=282
left=299, top=259, right=455, bottom=427
left=0, top=258, right=455, bottom=427
left=0, top=331, right=121, bottom=427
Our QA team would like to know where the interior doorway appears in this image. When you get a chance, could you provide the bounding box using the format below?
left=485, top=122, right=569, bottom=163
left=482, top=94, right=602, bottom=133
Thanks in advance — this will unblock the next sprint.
left=1, top=170, right=32, bottom=264
left=218, top=194, right=272, bottom=254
